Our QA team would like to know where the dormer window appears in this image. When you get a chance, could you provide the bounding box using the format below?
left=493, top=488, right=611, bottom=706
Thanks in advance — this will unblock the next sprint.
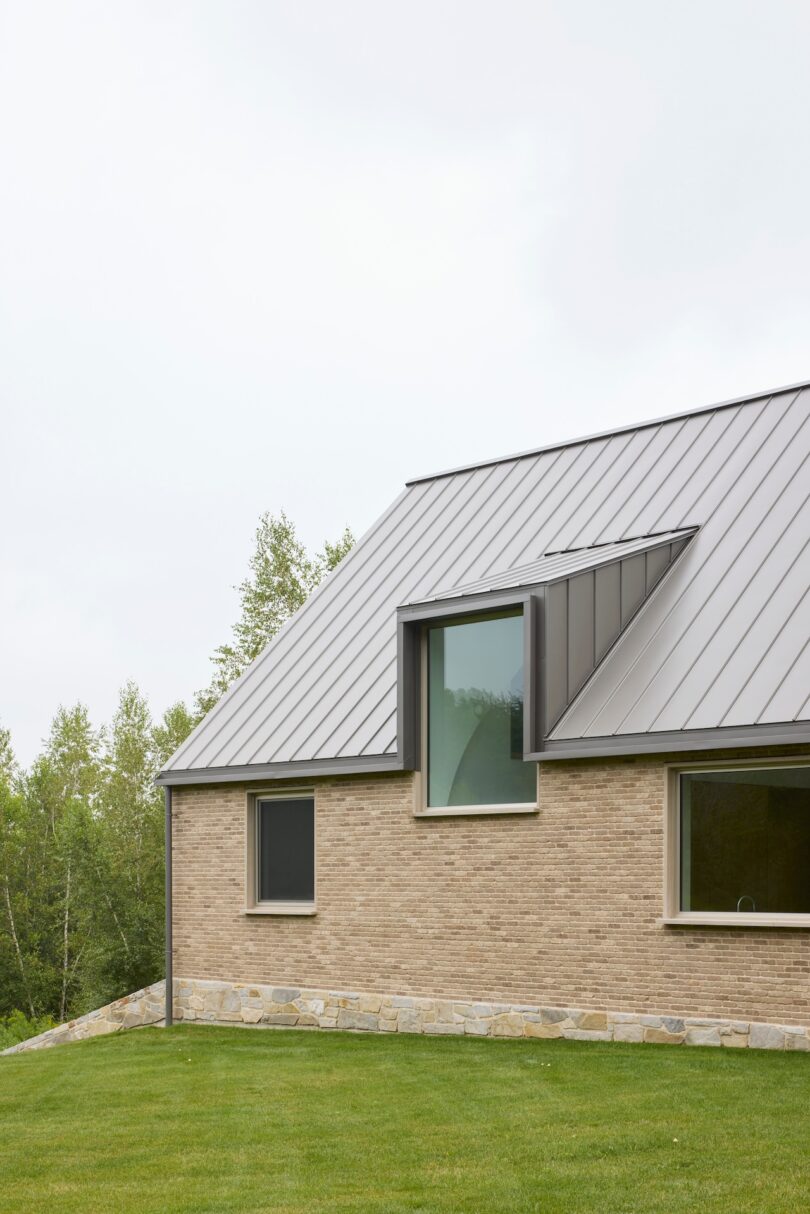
left=423, top=611, right=537, bottom=813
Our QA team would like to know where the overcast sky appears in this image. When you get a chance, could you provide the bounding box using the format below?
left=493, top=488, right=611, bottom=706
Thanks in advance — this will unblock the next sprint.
left=2, top=1, right=810, bottom=765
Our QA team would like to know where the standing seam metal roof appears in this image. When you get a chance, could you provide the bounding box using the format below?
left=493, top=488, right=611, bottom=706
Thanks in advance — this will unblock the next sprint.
left=411, top=529, right=697, bottom=603
left=163, top=383, right=810, bottom=774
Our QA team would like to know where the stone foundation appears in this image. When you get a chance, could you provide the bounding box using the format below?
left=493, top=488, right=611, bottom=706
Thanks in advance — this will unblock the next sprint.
left=1, top=981, right=166, bottom=1054
left=174, top=978, right=810, bottom=1052
left=5, top=977, right=809, bottom=1055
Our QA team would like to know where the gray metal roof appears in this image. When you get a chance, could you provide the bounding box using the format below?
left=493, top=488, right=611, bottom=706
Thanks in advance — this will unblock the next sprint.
left=162, top=382, right=810, bottom=777
left=412, top=529, right=696, bottom=603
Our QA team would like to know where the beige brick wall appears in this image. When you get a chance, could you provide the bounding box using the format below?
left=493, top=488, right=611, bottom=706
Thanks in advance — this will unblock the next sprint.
left=172, top=749, right=810, bottom=1028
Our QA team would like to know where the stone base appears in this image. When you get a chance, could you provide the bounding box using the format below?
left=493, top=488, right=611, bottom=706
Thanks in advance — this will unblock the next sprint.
left=1, top=981, right=166, bottom=1054
left=174, top=979, right=810, bottom=1052
left=5, top=978, right=809, bottom=1055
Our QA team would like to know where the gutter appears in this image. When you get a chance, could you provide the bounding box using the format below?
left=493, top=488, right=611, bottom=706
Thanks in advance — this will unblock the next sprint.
left=164, top=786, right=173, bottom=1027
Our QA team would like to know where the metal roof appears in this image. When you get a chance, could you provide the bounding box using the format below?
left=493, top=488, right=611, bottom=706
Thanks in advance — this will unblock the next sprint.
left=412, top=529, right=697, bottom=603
left=162, top=383, right=810, bottom=778
left=406, top=376, right=810, bottom=485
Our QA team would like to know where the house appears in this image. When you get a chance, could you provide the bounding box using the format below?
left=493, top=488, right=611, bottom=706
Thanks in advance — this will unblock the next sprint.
left=158, top=381, right=810, bottom=1050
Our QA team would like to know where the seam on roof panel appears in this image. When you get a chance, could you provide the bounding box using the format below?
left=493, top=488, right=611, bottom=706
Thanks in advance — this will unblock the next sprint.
left=655, top=399, right=764, bottom=533
left=286, top=639, right=396, bottom=761
left=529, top=430, right=644, bottom=559
left=231, top=471, right=477, bottom=767
left=605, top=392, right=808, bottom=737
left=445, top=445, right=572, bottom=586
left=424, top=530, right=693, bottom=602
left=479, top=436, right=618, bottom=578
left=264, top=455, right=530, bottom=763
left=166, top=479, right=429, bottom=770
left=421, top=450, right=547, bottom=595
left=721, top=576, right=810, bottom=726
left=193, top=477, right=443, bottom=768
left=251, top=460, right=512, bottom=764
left=349, top=704, right=398, bottom=757
left=627, top=409, right=719, bottom=538
left=200, top=471, right=466, bottom=768
left=474, top=440, right=604, bottom=580
left=239, top=460, right=509, bottom=765
left=591, top=416, right=698, bottom=543
left=554, top=389, right=804, bottom=739
left=642, top=413, right=810, bottom=733
left=546, top=537, right=692, bottom=740
left=405, top=381, right=809, bottom=485
left=549, top=423, right=668, bottom=552
left=676, top=498, right=810, bottom=730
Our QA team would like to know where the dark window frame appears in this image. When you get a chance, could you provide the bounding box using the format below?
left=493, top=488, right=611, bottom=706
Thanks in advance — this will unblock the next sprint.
left=243, top=789, right=317, bottom=915
left=398, top=594, right=540, bottom=817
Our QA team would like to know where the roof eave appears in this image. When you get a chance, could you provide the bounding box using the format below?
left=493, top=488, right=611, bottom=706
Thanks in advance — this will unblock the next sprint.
left=537, top=721, right=810, bottom=760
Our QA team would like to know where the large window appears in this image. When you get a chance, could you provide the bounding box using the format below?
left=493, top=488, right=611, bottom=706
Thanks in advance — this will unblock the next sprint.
left=246, top=793, right=315, bottom=913
left=677, top=765, right=810, bottom=918
left=425, top=611, right=536, bottom=811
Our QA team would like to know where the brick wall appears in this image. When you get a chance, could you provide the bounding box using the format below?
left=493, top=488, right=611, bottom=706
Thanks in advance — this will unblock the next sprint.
left=172, top=749, right=810, bottom=1027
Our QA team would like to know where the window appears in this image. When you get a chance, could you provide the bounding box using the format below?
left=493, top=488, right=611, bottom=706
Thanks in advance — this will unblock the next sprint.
left=245, top=793, right=315, bottom=914
left=424, top=611, right=536, bottom=812
left=669, top=764, right=810, bottom=923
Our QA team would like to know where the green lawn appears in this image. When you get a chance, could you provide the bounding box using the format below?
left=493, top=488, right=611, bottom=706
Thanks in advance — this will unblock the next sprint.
left=1, top=1026, right=809, bottom=1214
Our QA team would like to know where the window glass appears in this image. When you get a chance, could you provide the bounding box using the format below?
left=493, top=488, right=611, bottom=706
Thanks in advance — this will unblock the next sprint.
left=427, top=612, right=535, bottom=807
left=258, top=797, right=314, bottom=902
left=680, top=767, right=810, bottom=914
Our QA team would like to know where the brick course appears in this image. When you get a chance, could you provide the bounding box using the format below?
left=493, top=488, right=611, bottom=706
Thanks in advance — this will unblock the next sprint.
left=172, top=749, right=810, bottom=1028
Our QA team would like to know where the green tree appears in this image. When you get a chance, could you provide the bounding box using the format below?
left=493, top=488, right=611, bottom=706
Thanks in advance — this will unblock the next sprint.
left=195, top=511, right=354, bottom=716
left=4, top=705, right=103, bottom=1019
left=0, top=746, right=37, bottom=1019
left=86, top=683, right=165, bottom=1009
left=0, top=725, right=15, bottom=785
left=153, top=701, right=196, bottom=767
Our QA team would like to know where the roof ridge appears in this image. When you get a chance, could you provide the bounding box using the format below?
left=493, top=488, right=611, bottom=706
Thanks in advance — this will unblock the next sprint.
left=405, top=379, right=810, bottom=486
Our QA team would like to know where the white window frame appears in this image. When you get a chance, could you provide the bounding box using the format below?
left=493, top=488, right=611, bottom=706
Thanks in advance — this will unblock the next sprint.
left=662, top=756, right=810, bottom=927
left=243, top=788, right=317, bottom=915
left=416, top=614, right=539, bottom=818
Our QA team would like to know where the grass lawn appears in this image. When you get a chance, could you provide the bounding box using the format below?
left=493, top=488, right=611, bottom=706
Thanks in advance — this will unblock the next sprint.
left=1, top=1026, right=809, bottom=1213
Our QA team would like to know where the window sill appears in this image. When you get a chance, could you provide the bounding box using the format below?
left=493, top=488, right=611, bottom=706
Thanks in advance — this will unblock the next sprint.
left=242, top=903, right=317, bottom=916
left=659, top=913, right=810, bottom=929
left=415, top=803, right=538, bottom=818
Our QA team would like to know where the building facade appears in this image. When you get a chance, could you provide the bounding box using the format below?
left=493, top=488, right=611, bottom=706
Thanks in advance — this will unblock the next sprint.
left=160, top=383, right=810, bottom=1050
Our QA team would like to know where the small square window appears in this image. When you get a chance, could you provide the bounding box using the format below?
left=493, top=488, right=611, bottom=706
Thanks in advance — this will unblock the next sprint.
left=245, top=793, right=316, bottom=914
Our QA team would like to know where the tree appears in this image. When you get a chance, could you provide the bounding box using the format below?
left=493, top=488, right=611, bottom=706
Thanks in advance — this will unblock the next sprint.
left=195, top=512, right=354, bottom=716
left=0, top=508, right=353, bottom=1027
left=0, top=740, right=37, bottom=1019
left=0, top=705, right=103, bottom=1019
left=153, top=701, right=196, bottom=767
left=0, top=725, right=15, bottom=786
left=86, top=683, right=166, bottom=1009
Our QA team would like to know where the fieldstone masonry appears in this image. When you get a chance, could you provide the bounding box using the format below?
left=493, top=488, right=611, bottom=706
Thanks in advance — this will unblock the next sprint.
left=1, top=982, right=165, bottom=1054
left=4, top=978, right=810, bottom=1054
left=174, top=977, right=810, bottom=1051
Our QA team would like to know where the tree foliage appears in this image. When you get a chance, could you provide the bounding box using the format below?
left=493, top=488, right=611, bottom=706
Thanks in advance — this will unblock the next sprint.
left=195, top=512, right=354, bottom=716
left=0, top=509, right=353, bottom=1024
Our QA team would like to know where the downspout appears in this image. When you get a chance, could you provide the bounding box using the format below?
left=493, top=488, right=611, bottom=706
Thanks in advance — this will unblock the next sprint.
left=164, top=785, right=173, bottom=1027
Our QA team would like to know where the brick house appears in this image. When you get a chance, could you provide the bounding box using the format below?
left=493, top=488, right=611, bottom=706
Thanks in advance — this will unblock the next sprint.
left=158, top=382, right=810, bottom=1049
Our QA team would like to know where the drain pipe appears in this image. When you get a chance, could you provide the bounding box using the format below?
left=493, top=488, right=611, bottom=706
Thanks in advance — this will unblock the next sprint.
left=164, top=785, right=173, bottom=1027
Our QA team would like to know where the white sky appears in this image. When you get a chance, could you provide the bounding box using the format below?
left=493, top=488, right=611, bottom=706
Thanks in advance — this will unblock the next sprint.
left=2, top=1, right=810, bottom=765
